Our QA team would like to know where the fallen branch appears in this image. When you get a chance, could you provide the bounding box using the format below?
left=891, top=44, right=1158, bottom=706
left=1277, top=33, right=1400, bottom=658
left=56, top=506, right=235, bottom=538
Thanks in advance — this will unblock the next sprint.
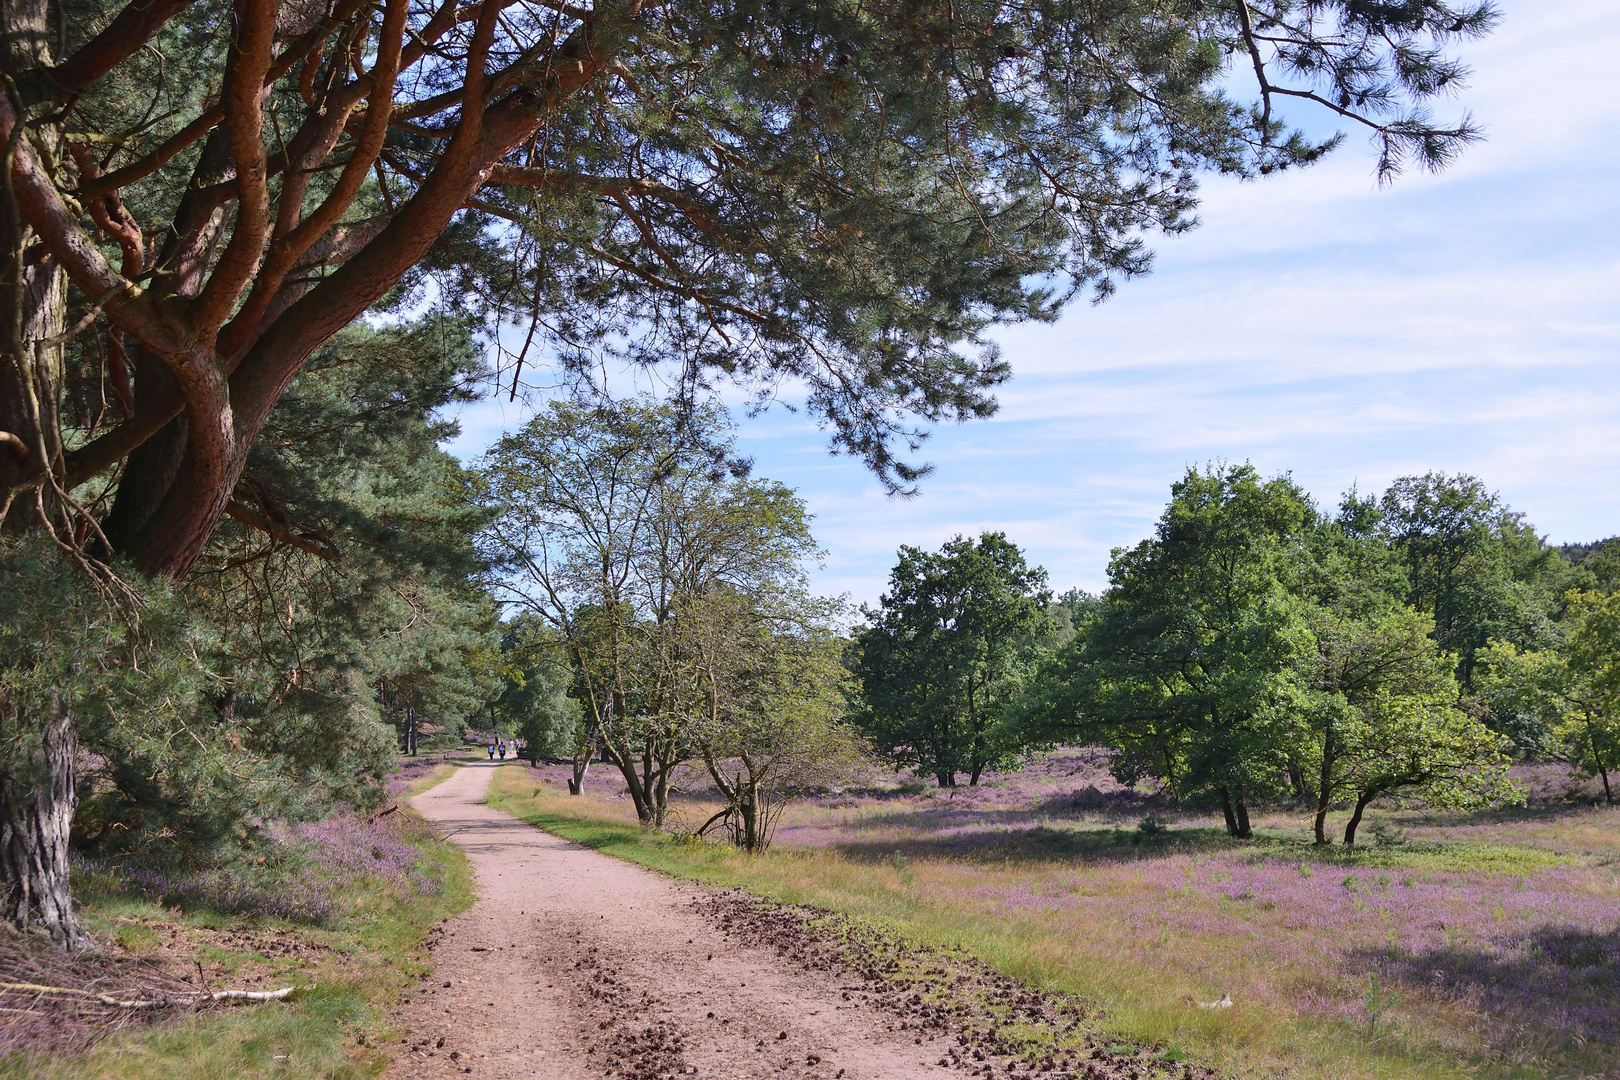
left=99, top=986, right=306, bottom=1009
left=0, top=981, right=309, bottom=1009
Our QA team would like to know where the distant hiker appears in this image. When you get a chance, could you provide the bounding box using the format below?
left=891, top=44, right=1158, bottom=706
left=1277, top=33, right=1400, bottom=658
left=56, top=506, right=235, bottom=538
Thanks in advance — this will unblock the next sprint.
left=499, top=742, right=507, bottom=760
left=488, top=743, right=496, bottom=760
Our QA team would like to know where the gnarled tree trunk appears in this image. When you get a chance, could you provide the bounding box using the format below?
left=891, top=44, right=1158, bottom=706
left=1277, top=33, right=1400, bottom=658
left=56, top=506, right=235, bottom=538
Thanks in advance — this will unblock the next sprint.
left=1313, top=725, right=1336, bottom=845
left=1343, top=790, right=1377, bottom=846
left=0, top=694, right=89, bottom=951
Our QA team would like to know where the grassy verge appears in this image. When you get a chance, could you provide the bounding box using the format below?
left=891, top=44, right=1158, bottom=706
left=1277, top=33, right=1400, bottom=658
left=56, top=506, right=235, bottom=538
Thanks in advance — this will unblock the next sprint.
left=399, top=759, right=462, bottom=798
left=15, top=814, right=473, bottom=1080
left=489, top=764, right=1600, bottom=1080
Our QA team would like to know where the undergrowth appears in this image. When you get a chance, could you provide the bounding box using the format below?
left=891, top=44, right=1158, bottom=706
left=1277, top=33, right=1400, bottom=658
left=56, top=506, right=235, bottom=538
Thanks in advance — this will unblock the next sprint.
left=7, top=794, right=472, bottom=1080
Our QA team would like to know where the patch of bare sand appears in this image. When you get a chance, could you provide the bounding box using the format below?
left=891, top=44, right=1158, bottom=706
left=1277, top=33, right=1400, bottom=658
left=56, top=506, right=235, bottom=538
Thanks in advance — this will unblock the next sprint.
left=389, top=762, right=954, bottom=1080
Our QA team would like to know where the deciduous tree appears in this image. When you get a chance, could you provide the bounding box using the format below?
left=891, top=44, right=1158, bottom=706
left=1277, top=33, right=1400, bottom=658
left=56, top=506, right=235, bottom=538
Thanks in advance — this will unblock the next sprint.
left=479, top=398, right=816, bottom=824
left=1307, top=606, right=1512, bottom=844
left=1479, top=590, right=1620, bottom=805
left=852, top=533, right=1050, bottom=786
left=1374, top=473, right=1569, bottom=689
left=684, top=588, right=860, bottom=851
left=1026, top=464, right=1317, bottom=836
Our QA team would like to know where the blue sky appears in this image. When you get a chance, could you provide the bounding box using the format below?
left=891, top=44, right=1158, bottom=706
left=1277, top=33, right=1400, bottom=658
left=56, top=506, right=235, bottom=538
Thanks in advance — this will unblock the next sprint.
left=445, top=0, right=1620, bottom=605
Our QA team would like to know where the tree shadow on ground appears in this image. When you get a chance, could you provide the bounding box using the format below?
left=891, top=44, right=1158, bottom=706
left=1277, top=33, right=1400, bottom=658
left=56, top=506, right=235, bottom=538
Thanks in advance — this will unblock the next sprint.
left=828, top=823, right=1247, bottom=867
left=1392, top=800, right=1619, bottom=829
left=1349, top=924, right=1620, bottom=1061
left=819, top=817, right=1501, bottom=871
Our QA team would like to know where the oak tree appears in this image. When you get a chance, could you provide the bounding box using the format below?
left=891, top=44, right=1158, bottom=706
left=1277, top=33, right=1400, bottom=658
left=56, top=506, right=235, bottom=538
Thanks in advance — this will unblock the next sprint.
left=1027, top=464, right=1317, bottom=836
left=852, top=532, right=1050, bottom=786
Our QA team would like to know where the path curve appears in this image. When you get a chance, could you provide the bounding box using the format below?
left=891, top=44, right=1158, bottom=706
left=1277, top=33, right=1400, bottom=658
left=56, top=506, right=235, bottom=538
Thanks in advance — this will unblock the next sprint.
left=388, top=762, right=952, bottom=1080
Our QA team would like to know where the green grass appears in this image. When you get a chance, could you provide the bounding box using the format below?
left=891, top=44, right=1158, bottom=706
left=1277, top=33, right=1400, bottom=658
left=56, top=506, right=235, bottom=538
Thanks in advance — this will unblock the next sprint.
left=489, top=764, right=1611, bottom=1080
left=14, top=815, right=473, bottom=1080
left=398, top=759, right=462, bottom=798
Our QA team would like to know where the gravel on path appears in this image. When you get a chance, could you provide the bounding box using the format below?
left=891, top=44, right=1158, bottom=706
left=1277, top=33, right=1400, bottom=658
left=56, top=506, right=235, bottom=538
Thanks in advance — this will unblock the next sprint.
left=387, top=761, right=954, bottom=1080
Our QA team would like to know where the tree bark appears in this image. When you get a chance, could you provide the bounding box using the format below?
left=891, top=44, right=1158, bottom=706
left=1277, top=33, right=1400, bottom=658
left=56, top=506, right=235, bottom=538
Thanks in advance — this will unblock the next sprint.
left=0, top=0, right=66, bottom=526
left=568, top=726, right=595, bottom=795
left=1234, top=798, right=1252, bottom=839
left=1218, top=787, right=1239, bottom=837
left=1313, top=724, right=1335, bottom=845
left=738, top=781, right=760, bottom=852
left=1343, top=791, right=1376, bottom=846
left=1589, top=722, right=1612, bottom=805
left=967, top=679, right=983, bottom=786
left=1286, top=759, right=1306, bottom=802
left=0, top=694, right=90, bottom=951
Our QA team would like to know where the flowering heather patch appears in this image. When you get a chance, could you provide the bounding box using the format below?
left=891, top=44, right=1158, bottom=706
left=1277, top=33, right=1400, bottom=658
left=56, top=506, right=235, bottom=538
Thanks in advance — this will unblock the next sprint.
left=753, top=755, right=1620, bottom=1074
left=967, top=852, right=1620, bottom=1045
left=525, top=758, right=652, bottom=799
left=103, top=860, right=338, bottom=924
left=84, top=812, right=442, bottom=926
left=284, top=812, right=443, bottom=899
left=388, top=754, right=449, bottom=797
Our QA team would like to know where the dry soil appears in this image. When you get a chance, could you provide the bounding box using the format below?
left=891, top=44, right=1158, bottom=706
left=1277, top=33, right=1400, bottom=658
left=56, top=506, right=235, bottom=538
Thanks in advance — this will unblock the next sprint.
left=389, top=761, right=959, bottom=1080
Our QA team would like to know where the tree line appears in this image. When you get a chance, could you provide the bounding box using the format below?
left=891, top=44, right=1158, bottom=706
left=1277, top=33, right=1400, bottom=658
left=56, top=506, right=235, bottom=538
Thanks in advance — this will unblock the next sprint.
left=849, top=466, right=1619, bottom=843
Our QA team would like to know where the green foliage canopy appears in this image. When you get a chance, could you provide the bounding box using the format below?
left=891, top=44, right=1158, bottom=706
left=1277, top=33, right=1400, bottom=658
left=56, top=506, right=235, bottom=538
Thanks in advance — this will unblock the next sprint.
left=852, top=532, right=1052, bottom=786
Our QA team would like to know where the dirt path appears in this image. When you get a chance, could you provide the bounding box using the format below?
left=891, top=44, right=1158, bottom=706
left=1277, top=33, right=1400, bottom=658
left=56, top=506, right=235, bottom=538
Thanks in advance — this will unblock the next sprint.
left=388, top=762, right=954, bottom=1080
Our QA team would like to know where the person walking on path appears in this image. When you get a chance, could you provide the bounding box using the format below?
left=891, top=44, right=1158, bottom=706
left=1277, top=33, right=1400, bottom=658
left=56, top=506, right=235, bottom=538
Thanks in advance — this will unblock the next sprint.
left=499, top=741, right=507, bottom=760
left=488, top=742, right=496, bottom=760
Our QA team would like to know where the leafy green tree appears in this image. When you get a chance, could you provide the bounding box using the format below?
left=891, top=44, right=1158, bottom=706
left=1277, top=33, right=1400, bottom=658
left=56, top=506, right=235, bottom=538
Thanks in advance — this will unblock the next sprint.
left=853, top=533, right=1051, bottom=786
left=479, top=398, right=817, bottom=824
left=1307, top=606, right=1514, bottom=844
left=494, top=616, right=585, bottom=763
left=684, top=588, right=863, bottom=851
left=1375, top=473, right=1570, bottom=688
left=1027, top=464, right=1316, bottom=836
left=1567, top=590, right=1620, bottom=801
left=1561, top=538, right=1620, bottom=596
left=1480, top=590, right=1620, bottom=805
left=1331, top=689, right=1516, bottom=845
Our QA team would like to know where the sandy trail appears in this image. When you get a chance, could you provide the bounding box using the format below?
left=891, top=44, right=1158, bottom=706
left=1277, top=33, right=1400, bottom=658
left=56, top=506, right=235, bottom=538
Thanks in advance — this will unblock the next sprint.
left=388, top=762, right=952, bottom=1080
